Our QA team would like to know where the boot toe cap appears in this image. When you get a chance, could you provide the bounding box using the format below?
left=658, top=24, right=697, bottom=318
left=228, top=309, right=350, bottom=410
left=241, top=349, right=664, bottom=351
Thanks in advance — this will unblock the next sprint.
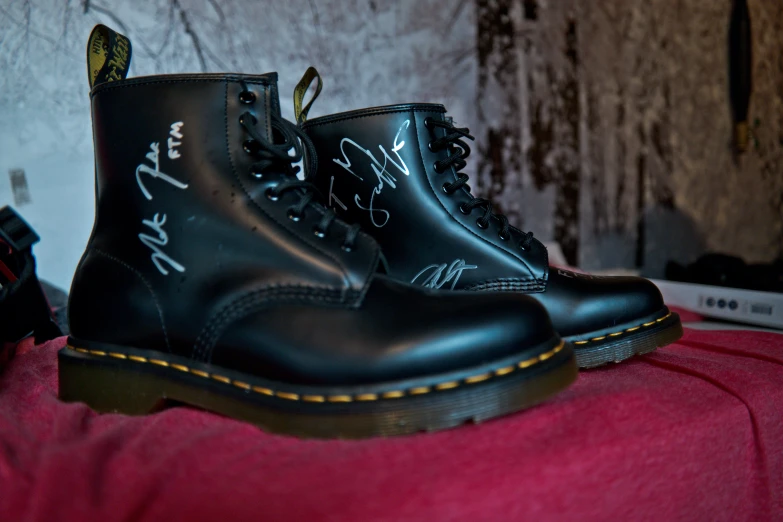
left=537, top=271, right=665, bottom=337
left=213, top=276, right=560, bottom=386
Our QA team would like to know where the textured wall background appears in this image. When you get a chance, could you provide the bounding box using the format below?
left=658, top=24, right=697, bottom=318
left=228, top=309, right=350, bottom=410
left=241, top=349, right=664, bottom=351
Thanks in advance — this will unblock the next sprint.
left=0, top=0, right=780, bottom=289
left=473, top=0, right=783, bottom=276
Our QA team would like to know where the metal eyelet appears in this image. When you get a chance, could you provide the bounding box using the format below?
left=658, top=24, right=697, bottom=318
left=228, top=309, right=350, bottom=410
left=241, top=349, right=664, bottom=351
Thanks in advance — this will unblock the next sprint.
left=313, top=227, right=326, bottom=238
left=341, top=243, right=354, bottom=252
left=442, top=183, right=452, bottom=194
left=519, top=243, right=528, bottom=251
left=428, top=141, right=439, bottom=152
left=458, top=203, right=471, bottom=215
left=265, top=188, right=279, bottom=202
left=239, top=90, right=256, bottom=104
left=433, top=162, right=443, bottom=174
left=243, top=140, right=257, bottom=155
left=287, top=209, right=302, bottom=222
left=423, top=117, right=433, bottom=129
left=498, top=231, right=510, bottom=241
left=239, top=114, right=257, bottom=126
left=476, top=219, right=488, bottom=230
left=249, top=168, right=263, bottom=179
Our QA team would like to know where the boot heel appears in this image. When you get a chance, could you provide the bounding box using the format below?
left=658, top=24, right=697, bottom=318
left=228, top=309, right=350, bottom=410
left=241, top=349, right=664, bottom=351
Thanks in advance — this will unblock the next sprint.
left=58, top=346, right=167, bottom=415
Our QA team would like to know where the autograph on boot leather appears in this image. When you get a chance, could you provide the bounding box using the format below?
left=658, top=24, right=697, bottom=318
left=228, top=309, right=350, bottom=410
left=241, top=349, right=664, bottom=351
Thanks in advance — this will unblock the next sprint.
left=411, top=259, right=477, bottom=290
left=136, top=122, right=189, bottom=275
left=332, top=120, right=410, bottom=228
left=328, top=175, right=347, bottom=211
left=139, top=213, right=185, bottom=275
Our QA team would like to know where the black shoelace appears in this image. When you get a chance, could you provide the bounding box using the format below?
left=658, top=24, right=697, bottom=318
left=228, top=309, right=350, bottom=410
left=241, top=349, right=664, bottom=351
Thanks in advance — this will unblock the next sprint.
left=425, top=117, right=534, bottom=251
left=238, top=82, right=360, bottom=250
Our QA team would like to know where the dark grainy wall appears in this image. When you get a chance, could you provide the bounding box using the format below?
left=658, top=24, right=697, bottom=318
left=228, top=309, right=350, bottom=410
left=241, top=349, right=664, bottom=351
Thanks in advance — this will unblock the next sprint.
left=1, top=0, right=780, bottom=287
left=473, top=0, right=783, bottom=275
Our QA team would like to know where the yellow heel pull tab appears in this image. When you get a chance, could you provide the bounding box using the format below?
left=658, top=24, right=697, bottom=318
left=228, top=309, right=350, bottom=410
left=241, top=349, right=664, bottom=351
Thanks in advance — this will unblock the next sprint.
left=87, top=24, right=132, bottom=89
left=293, top=67, right=323, bottom=124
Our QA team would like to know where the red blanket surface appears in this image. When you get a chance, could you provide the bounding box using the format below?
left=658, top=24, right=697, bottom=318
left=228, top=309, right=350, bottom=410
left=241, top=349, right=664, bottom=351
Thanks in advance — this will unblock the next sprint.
left=0, top=328, right=781, bottom=521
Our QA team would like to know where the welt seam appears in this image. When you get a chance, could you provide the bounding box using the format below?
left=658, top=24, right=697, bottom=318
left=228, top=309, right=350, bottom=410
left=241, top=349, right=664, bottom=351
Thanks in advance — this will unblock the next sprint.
left=68, top=340, right=566, bottom=404
left=464, top=278, right=546, bottom=291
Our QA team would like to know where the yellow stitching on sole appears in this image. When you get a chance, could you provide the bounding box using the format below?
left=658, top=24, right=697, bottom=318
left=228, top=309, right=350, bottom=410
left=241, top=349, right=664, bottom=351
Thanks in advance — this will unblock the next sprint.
left=535, top=340, right=564, bottom=359
left=65, top=340, right=566, bottom=404
left=518, top=357, right=538, bottom=369
left=465, top=373, right=491, bottom=384
left=435, top=381, right=459, bottom=391
left=570, top=312, right=673, bottom=345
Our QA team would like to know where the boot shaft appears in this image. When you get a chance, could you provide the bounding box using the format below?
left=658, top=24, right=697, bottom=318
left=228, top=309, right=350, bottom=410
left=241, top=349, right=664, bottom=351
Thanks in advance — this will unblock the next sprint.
left=70, top=27, right=379, bottom=355
left=301, top=104, right=549, bottom=291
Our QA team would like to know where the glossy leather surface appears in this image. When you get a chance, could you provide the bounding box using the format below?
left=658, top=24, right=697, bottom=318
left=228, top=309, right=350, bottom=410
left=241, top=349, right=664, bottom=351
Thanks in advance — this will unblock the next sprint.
left=69, top=75, right=558, bottom=385
left=214, top=275, right=554, bottom=385
left=303, top=104, right=665, bottom=337
left=539, top=269, right=663, bottom=337
left=303, top=106, right=548, bottom=288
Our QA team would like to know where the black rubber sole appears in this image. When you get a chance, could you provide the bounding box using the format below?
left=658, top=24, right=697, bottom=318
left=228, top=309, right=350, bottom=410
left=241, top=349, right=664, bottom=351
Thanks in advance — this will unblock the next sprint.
left=58, top=337, right=577, bottom=439
left=567, top=309, right=683, bottom=369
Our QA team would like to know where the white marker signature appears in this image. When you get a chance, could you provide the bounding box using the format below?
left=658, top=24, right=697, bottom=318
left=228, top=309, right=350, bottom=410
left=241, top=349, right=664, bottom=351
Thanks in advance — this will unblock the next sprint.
left=138, top=213, right=185, bottom=275
left=135, top=125, right=189, bottom=275
left=411, top=259, right=478, bottom=290
left=136, top=141, right=189, bottom=201
left=328, top=175, right=347, bottom=211
left=167, top=121, right=184, bottom=160
left=332, top=120, right=410, bottom=227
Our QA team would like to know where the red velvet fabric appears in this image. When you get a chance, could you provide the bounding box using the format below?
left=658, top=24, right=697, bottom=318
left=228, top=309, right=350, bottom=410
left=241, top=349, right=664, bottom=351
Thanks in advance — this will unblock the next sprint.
left=1, top=328, right=781, bottom=521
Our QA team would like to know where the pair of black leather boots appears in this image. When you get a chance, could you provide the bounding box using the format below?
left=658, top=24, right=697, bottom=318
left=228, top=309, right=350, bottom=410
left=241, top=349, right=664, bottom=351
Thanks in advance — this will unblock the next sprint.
left=59, top=25, right=682, bottom=438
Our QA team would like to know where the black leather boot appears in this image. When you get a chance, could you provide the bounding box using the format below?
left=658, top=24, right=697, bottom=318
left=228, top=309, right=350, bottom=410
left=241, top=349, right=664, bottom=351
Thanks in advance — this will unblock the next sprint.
left=297, top=69, right=683, bottom=369
left=59, top=26, right=577, bottom=438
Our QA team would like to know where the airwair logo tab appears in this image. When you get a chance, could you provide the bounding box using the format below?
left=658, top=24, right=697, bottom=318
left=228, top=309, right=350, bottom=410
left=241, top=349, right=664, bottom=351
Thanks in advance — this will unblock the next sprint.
left=87, top=24, right=132, bottom=88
